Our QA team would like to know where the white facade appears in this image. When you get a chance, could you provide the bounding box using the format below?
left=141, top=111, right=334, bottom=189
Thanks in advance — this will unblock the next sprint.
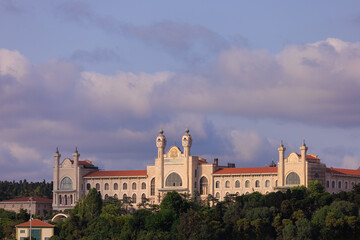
left=53, top=129, right=360, bottom=211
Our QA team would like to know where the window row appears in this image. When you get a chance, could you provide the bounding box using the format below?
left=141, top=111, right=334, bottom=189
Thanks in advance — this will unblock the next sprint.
left=215, top=179, right=273, bottom=188
left=214, top=191, right=270, bottom=199
left=103, top=193, right=147, bottom=204
left=326, top=180, right=357, bottom=189
left=87, top=182, right=147, bottom=191
left=57, top=194, right=73, bottom=205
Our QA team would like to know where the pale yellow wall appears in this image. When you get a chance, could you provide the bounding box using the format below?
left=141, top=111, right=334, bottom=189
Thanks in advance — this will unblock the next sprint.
left=16, top=227, right=54, bottom=240
left=213, top=174, right=278, bottom=201
left=84, top=176, right=148, bottom=205
left=1, top=202, right=51, bottom=216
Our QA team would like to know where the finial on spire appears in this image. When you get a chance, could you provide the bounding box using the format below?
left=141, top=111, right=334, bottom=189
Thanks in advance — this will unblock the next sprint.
left=280, top=138, right=284, bottom=147
left=75, top=146, right=78, bottom=154
left=302, top=138, right=306, bottom=146
left=185, top=126, right=189, bottom=134
left=159, top=128, right=164, bottom=135
left=56, top=147, right=59, bottom=154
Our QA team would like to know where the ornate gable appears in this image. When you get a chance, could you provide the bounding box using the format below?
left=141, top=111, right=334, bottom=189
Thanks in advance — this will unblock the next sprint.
left=287, top=152, right=300, bottom=163
left=166, top=146, right=182, bottom=158
left=61, top=158, right=73, bottom=167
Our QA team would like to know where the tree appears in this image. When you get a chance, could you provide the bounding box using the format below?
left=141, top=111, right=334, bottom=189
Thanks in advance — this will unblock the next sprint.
left=160, top=191, right=189, bottom=216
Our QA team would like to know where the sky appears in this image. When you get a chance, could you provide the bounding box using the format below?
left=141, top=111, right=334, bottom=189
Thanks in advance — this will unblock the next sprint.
left=1, top=1, right=360, bottom=182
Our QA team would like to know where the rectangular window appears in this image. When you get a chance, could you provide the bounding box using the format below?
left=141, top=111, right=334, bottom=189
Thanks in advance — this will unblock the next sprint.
left=20, top=230, right=25, bottom=233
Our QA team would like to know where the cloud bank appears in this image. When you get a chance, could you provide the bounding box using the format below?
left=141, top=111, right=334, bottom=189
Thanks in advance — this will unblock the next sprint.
left=1, top=37, right=360, bottom=180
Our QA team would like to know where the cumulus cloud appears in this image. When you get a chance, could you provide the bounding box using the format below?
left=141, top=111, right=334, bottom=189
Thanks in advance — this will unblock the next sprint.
left=230, top=130, right=275, bottom=165
left=80, top=71, right=173, bottom=116
left=0, top=48, right=29, bottom=81
left=1, top=37, right=360, bottom=180
left=341, top=156, right=360, bottom=169
left=157, top=38, right=360, bottom=127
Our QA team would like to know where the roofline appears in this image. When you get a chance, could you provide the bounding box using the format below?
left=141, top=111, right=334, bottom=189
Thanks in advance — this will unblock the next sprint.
left=84, top=175, right=148, bottom=178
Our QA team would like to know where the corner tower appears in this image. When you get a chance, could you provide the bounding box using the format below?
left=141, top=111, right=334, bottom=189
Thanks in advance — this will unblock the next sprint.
left=182, top=127, right=192, bottom=157
left=278, top=140, right=286, bottom=187
left=155, top=129, right=166, bottom=197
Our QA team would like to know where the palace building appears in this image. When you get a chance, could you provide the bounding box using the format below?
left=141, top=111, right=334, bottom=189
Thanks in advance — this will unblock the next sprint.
left=52, top=128, right=360, bottom=212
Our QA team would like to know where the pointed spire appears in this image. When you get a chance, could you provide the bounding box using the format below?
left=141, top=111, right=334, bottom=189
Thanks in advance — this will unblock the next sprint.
left=75, top=146, right=78, bottom=154
left=159, top=128, right=164, bottom=135
left=302, top=138, right=306, bottom=147
left=56, top=147, right=59, bottom=154
left=185, top=126, right=190, bottom=135
left=269, top=158, right=276, bottom=167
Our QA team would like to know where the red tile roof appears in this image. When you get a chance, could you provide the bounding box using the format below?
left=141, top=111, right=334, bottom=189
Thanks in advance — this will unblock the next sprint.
left=84, top=170, right=147, bottom=177
left=297, top=154, right=320, bottom=160
left=214, top=167, right=278, bottom=175
left=78, top=160, right=94, bottom=166
left=326, top=168, right=360, bottom=176
left=0, top=196, right=52, bottom=203
left=16, top=219, right=54, bottom=228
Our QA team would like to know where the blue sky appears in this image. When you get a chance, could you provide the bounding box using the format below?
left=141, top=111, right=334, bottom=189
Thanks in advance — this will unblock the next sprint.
left=1, top=1, right=360, bottom=181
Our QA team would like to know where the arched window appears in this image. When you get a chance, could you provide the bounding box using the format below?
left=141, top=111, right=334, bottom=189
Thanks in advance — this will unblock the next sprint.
left=216, top=181, right=220, bottom=188
left=332, top=181, right=335, bottom=188
left=286, top=172, right=300, bottom=185
left=142, top=182, right=146, bottom=189
left=275, top=180, right=278, bottom=187
left=114, top=183, right=118, bottom=190
left=105, top=183, right=109, bottom=190
left=151, top=178, right=155, bottom=196
left=165, top=172, right=182, bottom=187
left=123, top=194, right=127, bottom=199
left=132, top=193, right=136, bottom=203
left=345, top=182, right=348, bottom=189
left=225, top=181, right=230, bottom=188
left=123, top=183, right=127, bottom=190
left=87, top=183, right=91, bottom=190
left=96, top=183, right=100, bottom=191
left=59, top=195, right=62, bottom=204
left=105, top=194, right=109, bottom=200
left=70, top=195, right=73, bottom=204
left=114, top=194, right=118, bottom=199
left=200, top=177, right=208, bottom=195
left=235, top=180, right=240, bottom=188
left=132, top=182, right=136, bottom=190
left=64, top=195, right=68, bottom=205
left=326, top=181, right=329, bottom=188
left=226, top=192, right=229, bottom=195
left=60, top=177, right=73, bottom=190
left=141, top=193, right=146, bottom=203
left=215, top=192, right=220, bottom=199
left=236, top=192, right=239, bottom=195
left=338, top=181, right=342, bottom=189
left=255, top=180, right=260, bottom=187
left=265, top=180, right=270, bottom=187
left=245, top=180, right=250, bottom=188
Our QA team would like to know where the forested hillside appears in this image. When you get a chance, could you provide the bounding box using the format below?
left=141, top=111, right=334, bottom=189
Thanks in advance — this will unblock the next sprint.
left=0, top=180, right=53, bottom=201
left=51, top=181, right=360, bottom=240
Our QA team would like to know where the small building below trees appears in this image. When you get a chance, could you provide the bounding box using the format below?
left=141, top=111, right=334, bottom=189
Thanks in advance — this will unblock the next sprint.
left=0, top=196, right=52, bottom=216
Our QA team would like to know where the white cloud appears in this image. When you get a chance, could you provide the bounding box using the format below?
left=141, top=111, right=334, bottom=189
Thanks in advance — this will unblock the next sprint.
left=230, top=130, right=264, bottom=162
left=80, top=71, right=173, bottom=116
left=0, top=49, right=29, bottom=81
left=341, top=156, right=360, bottom=169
